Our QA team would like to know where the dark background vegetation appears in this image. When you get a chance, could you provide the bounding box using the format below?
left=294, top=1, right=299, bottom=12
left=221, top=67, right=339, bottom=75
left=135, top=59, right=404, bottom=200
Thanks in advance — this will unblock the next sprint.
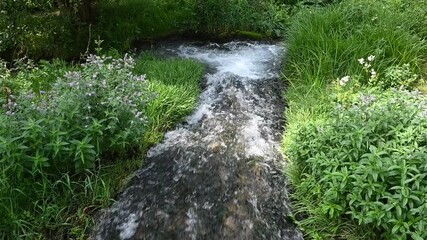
left=0, top=0, right=299, bottom=60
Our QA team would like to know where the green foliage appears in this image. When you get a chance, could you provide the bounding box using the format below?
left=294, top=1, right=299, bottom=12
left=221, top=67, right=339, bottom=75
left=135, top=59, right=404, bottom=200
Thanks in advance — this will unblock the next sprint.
left=97, top=0, right=289, bottom=51
left=96, top=0, right=194, bottom=51
left=284, top=0, right=427, bottom=87
left=282, top=0, right=427, bottom=239
left=0, top=52, right=204, bottom=239
left=1, top=0, right=290, bottom=59
left=277, top=0, right=340, bottom=5
left=192, top=0, right=289, bottom=37
left=0, top=54, right=150, bottom=238
left=134, top=54, right=204, bottom=148
left=0, top=0, right=90, bottom=59
left=2, top=54, right=150, bottom=174
left=379, top=64, right=421, bottom=90
left=286, top=88, right=427, bottom=239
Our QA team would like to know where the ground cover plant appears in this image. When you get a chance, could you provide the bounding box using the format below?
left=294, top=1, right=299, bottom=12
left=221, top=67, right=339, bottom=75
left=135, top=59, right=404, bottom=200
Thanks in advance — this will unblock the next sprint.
left=282, top=0, right=427, bottom=239
left=0, top=53, right=204, bottom=239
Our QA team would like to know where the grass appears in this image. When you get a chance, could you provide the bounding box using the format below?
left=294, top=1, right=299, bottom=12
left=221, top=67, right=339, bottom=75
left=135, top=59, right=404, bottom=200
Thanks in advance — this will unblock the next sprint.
left=134, top=54, right=205, bottom=150
left=285, top=1, right=426, bottom=87
left=96, top=0, right=194, bottom=51
left=0, top=53, right=204, bottom=239
left=282, top=0, right=427, bottom=238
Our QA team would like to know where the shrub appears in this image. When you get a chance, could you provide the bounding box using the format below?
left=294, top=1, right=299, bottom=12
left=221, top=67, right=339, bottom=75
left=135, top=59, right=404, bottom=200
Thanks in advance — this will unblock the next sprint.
left=1, top=53, right=152, bottom=238
left=344, top=55, right=423, bottom=90
left=1, top=54, right=150, bottom=175
left=285, top=87, right=427, bottom=239
left=1, top=4, right=88, bottom=59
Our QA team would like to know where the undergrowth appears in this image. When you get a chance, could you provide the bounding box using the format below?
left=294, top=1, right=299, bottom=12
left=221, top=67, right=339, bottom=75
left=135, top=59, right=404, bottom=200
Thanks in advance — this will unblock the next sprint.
left=0, top=53, right=204, bottom=239
left=1, top=0, right=291, bottom=59
left=283, top=0, right=427, bottom=239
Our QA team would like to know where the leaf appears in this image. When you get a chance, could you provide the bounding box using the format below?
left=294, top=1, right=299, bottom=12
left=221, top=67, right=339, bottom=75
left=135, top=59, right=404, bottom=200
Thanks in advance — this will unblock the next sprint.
left=391, top=224, right=400, bottom=234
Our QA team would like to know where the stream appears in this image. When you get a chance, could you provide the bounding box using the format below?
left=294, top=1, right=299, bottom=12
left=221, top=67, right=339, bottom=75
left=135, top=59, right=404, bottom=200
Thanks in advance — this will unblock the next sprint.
left=93, top=41, right=302, bottom=240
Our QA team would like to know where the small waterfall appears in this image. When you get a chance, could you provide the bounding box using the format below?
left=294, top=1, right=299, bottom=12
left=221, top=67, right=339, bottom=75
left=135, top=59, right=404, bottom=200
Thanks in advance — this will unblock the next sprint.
left=93, top=42, right=302, bottom=240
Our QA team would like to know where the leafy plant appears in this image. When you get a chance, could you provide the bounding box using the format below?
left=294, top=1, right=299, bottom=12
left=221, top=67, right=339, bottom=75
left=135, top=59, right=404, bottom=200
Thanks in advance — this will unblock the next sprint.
left=379, top=64, right=421, bottom=90
left=0, top=52, right=204, bottom=239
left=285, top=87, right=427, bottom=239
left=0, top=54, right=150, bottom=237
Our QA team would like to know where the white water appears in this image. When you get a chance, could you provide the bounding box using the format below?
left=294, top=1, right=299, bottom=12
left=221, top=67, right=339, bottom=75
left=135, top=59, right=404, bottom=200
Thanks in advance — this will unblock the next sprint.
left=148, top=42, right=284, bottom=159
left=94, top=41, right=302, bottom=240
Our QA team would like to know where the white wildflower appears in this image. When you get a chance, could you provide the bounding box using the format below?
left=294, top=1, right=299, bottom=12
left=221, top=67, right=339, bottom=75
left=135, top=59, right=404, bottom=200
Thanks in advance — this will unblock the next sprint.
left=367, top=55, right=375, bottom=62
left=135, top=111, right=143, bottom=118
left=370, top=69, right=377, bottom=78
left=358, top=58, right=365, bottom=65
left=339, top=76, right=350, bottom=86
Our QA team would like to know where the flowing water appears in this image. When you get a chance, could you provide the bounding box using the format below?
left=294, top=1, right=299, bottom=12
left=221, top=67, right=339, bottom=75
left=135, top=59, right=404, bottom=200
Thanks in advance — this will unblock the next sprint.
left=93, top=42, right=302, bottom=240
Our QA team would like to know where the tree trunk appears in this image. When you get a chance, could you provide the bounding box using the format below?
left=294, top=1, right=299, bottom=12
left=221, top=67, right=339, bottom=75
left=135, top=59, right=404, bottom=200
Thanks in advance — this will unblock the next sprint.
left=78, top=0, right=95, bottom=23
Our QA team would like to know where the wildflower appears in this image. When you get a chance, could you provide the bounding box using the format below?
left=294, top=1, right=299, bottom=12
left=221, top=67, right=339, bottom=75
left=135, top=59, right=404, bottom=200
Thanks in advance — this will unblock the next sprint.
left=123, top=54, right=136, bottom=68
left=360, top=93, right=376, bottom=106
left=134, top=75, right=146, bottom=82
left=339, top=76, right=350, bottom=86
left=370, top=69, right=377, bottom=78
left=367, top=55, right=375, bottom=62
left=358, top=58, right=365, bottom=65
left=135, top=111, right=143, bottom=118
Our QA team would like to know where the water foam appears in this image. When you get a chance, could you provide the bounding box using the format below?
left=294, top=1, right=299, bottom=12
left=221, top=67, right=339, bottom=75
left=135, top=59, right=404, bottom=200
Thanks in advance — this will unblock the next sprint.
left=94, top=41, right=302, bottom=240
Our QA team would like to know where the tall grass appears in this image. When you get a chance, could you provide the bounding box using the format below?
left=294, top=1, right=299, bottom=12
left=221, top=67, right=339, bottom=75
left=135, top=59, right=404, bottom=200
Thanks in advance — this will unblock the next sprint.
left=96, top=0, right=194, bottom=51
left=134, top=54, right=204, bottom=149
left=284, top=0, right=427, bottom=87
left=282, top=0, right=427, bottom=238
left=193, top=0, right=289, bottom=37
left=96, top=0, right=290, bottom=52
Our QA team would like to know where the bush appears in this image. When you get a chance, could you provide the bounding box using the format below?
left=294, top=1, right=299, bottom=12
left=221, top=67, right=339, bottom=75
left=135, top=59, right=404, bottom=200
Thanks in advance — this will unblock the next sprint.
left=1, top=54, right=150, bottom=175
left=97, top=0, right=194, bottom=51
left=285, top=87, right=427, bottom=239
left=1, top=53, right=151, bottom=238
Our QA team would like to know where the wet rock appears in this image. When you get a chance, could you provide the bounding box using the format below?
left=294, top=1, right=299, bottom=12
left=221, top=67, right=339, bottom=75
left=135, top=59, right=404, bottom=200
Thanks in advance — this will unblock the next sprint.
left=209, top=142, right=222, bottom=153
